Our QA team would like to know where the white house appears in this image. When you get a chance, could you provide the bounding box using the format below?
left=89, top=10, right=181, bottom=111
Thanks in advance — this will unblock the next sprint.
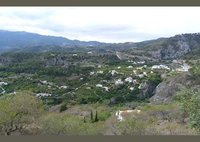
left=115, top=110, right=141, bottom=121
left=36, top=93, right=52, bottom=97
left=129, top=87, right=134, bottom=91
left=151, top=65, right=170, bottom=70
left=143, top=72, right=148, bottom=76
left=115, top=79, right=124, bottom=85
left=96, top=84, right=103, bottom=88
left=90, top=72, right=95, bottom=75
left=125, top=77, right=133, bottom=83
left=97, top=71, right=104, bottom=74
left=127, top=66, right=133, bottom=69
left=137, top=61, right=145, bottom=64
left=41, top=80, right=48, bottom=84
left=0, top=82, right=8, bottom=86
left=110, top=70, right=118, bottom=76
left=138, top=74, right=144, bottom=78
left=103, top=87, right=109, bottom=91
left=87, top=52, right=93, bottom=54
left=133, top=70, right=137, bottom=74
left=59, top=86, right=68, bottom=89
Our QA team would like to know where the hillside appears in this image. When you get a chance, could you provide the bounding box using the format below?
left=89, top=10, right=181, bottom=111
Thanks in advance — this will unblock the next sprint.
left=130, top=33, right=200, bottom=61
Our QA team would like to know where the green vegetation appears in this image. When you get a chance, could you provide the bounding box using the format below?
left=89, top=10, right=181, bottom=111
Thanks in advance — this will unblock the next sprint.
left=0, top=50, right=200, bottom=135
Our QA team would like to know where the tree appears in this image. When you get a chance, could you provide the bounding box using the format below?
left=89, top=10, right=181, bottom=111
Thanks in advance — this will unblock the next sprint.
left=174, top=85, right=200, bottom=132
left=94, top=111, right=98, bottom=122
left=90, top=111, right=94, bottom=123
left=0, top=91, right=44, bottom=135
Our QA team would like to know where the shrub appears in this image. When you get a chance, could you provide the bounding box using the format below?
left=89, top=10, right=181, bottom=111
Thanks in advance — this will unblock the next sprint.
left=98, top=111, right=111, bottom=121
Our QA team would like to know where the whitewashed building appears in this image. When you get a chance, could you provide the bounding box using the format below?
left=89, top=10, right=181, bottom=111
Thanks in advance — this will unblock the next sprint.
left=115, top=79, right=124, bottom=85
left=125, top=77, right=133, bottom=83
left=110, top=70, right=118, bottom=76
left=97, top=71, right=104, bottom=74
left=96, top=84, right=103, bottom=88
left=115, top=110, right=141, bottom=121
left=0, top=82, right=8, bottom=86
left=127, top=66, right=133, bottom=69
left=151, top=65, right=170, bottom=70
left=36, top=93, right=52, bottom=97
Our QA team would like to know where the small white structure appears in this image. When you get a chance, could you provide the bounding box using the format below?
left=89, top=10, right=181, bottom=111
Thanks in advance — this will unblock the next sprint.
left=143, top=72, right=147, bottom=76
left=176, top=63, right=191, bottom=72
left=110, top=70, right=118, bottom=76
left=36, top=93, right=52, bottom=97
left=72, top=54, right=78, bottom=56
left=115, top=79, right=124, bottom=85
left=138, top=84, right=143, bottom=89
left=9, top=91, right=17, bottom=95
left=136, top=67, right=143, bottom=70
left=96, top=84, right=103, bottom=88
left=127, top=66, right=133, bottom=69
left=80, top=78, right=84, bottom=80
left=138, top=74, right=144, bottom=78
left=90, top=72, right=95, bottom=75
left=87, top=52, right=93, bottom=54
left=103, top=87, right=109, bottom=91
left=129, top=87, right=134, bottom=91
left=137, top=61, right=145, bottom=64
left=102, top=80, right=108, bottom=83
left=151, top=65, right=170, bottom=70
left=117, top=66, right=121, bottom=69
left=97, top=71, right=104, bottom=74
left=133, top=70, right=137, bottom=74
left=41, top=80, right=48, bottom=84
left=125, top=77, right=133, bottom=83
left=0, top=82, right=8, bottom=86
left=96, top=84, right=109, bottom=91
left=59, top=86, right=68, bottom=89
left=115, top=110, right=141, bottom=121
left=128, top=60, right=133, bottom=63
left=133, top=79, right=137, bottom=84
left=150, top=71, right=154, bottom=74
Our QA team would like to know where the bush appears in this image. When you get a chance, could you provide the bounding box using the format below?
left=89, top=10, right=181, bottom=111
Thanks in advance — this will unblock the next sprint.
left=98, top=111, right=111, bottom=121
left=59, top=102, right=68, bottom=112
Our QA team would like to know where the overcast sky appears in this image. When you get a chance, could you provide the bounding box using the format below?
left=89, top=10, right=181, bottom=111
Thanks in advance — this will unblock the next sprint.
left=0, top=7, right=200, bottom=43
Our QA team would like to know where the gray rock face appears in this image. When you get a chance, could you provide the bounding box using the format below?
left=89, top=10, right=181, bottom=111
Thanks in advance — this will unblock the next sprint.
left=150, top=73, right=192, bottom=102
left=137, top=81, right=156, bottom=99
left=160, top=34, right=200, bottom=60
left=45, top=57, right=69, bottom=68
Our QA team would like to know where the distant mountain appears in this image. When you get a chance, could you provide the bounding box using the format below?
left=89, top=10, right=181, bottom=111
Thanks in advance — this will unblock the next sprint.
left=0, top=30, right=110, bottom=52
left=1, top=30, right=199, bottom=60
left=0, top=30, right=165, bottom=53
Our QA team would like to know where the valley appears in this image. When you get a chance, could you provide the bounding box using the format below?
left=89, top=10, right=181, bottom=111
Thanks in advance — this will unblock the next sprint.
left=0, top=32, right=200, bottom=135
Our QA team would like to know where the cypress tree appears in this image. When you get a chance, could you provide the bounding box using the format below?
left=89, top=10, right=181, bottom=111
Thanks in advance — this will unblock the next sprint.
left=94, top=110, right=98, bottom=122
left=84, top=116, right=86, bottom=123
left=91, top=110, right=93, bottom=122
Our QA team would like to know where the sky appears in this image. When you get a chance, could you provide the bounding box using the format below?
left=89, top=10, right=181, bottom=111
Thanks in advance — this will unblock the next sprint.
left=0, top=7, right=200, bottom=43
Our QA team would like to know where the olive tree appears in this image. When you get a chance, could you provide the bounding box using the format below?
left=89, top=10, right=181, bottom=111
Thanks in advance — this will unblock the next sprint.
left=0, top=91, right=44, bottom=135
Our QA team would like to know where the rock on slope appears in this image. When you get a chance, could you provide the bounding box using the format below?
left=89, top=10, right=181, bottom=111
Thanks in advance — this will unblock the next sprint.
left=150, top=73, right=192, bottom=102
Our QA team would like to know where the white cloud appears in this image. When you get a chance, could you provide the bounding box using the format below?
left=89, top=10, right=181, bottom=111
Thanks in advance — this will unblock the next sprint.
left=0, top=7, right=200, bottom=43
